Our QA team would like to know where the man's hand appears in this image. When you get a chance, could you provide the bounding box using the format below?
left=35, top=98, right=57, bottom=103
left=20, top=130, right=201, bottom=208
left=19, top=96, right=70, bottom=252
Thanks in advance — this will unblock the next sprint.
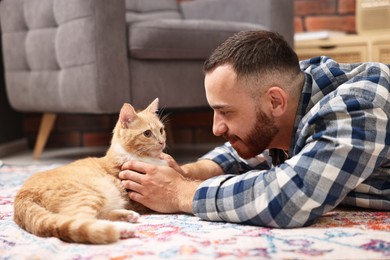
left=119, top=160, right=201, bottom=214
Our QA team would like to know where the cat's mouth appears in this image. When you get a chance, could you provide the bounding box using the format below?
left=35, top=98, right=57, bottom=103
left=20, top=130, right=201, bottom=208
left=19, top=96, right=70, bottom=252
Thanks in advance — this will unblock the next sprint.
left=150, top=143, right=166, bottom=157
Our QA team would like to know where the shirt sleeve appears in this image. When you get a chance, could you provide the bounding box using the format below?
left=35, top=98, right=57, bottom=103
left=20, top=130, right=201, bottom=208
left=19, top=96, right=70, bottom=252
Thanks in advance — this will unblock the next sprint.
left=192, top=82, right=390, bottom=227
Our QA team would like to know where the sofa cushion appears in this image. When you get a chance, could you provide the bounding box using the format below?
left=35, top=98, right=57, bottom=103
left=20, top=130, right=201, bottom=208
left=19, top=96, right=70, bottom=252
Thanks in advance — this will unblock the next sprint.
left=125, top=0, right=179, bottom=12
left=125, top=0, right=182, bottom=23
left=128, top=19, right=267, bottom=60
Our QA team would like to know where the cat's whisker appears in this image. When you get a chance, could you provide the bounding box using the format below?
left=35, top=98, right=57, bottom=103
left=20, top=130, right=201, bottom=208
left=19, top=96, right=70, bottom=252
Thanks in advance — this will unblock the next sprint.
left=163, top=143, right=170, bottom=153
left=160, top=114, right=171, bottom=125
left=157, top=106, right=167, bottom=117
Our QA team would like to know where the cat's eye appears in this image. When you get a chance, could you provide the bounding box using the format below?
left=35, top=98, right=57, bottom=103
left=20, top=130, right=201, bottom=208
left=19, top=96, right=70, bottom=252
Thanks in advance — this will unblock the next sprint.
left=143, top=130, right=152, bottom=138
left=160, top=128, right=164, bottom=134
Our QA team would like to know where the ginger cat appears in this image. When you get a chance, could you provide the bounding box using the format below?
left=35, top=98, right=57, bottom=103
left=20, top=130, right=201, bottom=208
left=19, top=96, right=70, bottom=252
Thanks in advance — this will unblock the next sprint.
left=14, top=98, right=167, bottom=244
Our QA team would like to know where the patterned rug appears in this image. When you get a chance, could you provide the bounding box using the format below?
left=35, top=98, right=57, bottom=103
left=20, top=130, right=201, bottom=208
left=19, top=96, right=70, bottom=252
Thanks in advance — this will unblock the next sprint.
left=0, top=163, right=389, bottom=259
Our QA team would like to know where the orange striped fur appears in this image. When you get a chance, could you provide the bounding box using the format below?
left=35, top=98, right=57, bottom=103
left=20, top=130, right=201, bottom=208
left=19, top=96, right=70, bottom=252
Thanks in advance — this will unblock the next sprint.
left=14, top=99, right=167, bottom=244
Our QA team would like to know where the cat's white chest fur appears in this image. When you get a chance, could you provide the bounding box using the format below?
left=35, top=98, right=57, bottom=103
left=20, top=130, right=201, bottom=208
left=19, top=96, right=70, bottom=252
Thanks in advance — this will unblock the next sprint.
left=113, top=143, right=167, bottom=166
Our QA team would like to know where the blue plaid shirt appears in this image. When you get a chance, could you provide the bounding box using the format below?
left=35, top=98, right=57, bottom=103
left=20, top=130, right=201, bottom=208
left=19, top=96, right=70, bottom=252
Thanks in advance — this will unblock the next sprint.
left=192, top=57, right=390, bottom=227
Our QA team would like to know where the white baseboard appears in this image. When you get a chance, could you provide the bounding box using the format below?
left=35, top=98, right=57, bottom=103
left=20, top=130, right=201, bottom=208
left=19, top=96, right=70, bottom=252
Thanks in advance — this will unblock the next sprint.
left=0, top=138, right=28, bottom=158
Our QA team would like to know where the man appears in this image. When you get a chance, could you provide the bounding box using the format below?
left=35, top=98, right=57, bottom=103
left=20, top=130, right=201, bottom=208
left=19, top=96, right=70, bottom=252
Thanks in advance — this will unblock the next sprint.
left=119, top=30, right=390, bottom=228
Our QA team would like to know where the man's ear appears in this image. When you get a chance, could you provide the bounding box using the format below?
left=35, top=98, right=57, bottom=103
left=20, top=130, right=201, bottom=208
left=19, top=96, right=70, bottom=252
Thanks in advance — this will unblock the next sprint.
left=266, top=87, right=288, bottom=118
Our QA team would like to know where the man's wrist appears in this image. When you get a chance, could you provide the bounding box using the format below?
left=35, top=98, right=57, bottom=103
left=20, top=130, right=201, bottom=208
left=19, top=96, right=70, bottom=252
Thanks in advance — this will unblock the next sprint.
left=177, top=179, right=202, bottom=214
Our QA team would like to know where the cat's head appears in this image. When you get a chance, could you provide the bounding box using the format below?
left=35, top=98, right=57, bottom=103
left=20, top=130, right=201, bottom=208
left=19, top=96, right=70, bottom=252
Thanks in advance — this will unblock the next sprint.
left=112, top=98, right=166, bottom=159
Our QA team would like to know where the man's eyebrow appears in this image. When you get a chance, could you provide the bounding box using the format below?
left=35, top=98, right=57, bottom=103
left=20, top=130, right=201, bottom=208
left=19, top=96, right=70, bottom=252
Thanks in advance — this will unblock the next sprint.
left=211, top=105, right=226, bottom=110
left=211, top=104, right=232, bottom=110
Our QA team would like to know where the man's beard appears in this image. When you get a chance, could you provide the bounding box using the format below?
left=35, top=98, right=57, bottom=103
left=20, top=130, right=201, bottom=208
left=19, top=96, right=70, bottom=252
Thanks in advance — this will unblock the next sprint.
left=224, top=109, right=279, bottom=159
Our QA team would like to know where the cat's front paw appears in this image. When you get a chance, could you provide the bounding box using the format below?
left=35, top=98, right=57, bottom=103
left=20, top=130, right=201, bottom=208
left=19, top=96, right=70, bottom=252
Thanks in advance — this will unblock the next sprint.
left=124, top=211, right=140, bottom=223
left=104, top=209, right=140, bottom=223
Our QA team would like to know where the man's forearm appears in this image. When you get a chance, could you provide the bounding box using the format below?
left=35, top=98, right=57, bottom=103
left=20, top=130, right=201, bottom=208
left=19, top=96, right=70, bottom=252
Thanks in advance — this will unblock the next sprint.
left=181, top=159, right=223, bottom=180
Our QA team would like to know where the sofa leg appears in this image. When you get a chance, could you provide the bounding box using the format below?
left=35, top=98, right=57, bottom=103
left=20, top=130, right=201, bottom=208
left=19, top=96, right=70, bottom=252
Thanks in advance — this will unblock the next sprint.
left=32, top=113, right=57, bottom=160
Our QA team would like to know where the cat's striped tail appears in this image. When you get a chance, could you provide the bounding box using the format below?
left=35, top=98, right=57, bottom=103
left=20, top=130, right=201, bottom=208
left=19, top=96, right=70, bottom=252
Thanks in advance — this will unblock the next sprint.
left=13, top=194, right=136, bottom=244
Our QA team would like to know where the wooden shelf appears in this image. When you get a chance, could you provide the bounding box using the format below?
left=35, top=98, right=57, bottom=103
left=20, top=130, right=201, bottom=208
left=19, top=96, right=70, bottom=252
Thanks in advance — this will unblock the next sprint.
left=295, top=34, right=390, bottom=63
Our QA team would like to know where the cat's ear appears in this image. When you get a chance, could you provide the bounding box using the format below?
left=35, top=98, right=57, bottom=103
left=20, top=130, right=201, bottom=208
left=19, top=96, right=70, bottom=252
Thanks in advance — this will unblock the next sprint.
left=120, top=103, right=138, bottom=128
left=145, top=98, right=159, bottom=113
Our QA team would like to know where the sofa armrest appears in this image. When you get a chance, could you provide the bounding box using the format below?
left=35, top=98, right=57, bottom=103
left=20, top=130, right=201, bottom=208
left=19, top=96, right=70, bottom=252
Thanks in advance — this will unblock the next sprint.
left=180, top=0, right=294, bottom=47
left=0, top=0, right=130, bottom=113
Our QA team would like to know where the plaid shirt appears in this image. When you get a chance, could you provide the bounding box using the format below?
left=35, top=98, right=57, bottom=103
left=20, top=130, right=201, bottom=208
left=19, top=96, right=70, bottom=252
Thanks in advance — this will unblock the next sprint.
left=192, top=57, right=390, bottom=227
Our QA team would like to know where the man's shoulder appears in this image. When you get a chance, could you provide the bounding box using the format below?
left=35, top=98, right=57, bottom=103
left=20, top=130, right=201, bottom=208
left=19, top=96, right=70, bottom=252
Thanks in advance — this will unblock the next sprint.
left=299, top=56, right=389, bottom=77
left=300, top=57, right=389, bottom=92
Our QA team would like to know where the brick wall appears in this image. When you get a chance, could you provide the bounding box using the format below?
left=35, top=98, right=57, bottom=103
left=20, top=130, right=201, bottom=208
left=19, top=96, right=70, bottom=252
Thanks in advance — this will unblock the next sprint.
left=24, top=0, right=358, bottom=150
left=25, top=109, right=223, bottom=150
left=295, top=0, right=356, bottom=33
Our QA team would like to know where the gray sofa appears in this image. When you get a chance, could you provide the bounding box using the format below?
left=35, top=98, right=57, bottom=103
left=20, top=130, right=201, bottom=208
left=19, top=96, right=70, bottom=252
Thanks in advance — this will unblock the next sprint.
left=0, top=0, right=294, bottom=158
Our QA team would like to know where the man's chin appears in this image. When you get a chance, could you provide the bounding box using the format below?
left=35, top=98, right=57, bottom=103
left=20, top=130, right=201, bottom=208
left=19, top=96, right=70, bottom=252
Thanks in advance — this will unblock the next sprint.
left=237, top=151, right=257, bottom=159
left=230, top=143, right=256, bottom=159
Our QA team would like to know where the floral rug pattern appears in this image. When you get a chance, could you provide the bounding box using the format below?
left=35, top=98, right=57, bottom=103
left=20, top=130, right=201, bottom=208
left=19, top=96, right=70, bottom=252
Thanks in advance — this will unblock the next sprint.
left=0, top=164, right=389, bottom=259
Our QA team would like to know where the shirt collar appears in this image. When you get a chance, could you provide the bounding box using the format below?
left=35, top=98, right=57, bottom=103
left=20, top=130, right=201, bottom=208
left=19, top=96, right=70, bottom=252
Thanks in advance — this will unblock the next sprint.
left=288, top=72, right=312, bottom=156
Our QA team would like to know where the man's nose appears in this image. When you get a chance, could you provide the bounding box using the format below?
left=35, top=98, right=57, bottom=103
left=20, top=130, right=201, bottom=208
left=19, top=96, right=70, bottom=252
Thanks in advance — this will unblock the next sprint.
left=212, top=115, right=227, bottom=136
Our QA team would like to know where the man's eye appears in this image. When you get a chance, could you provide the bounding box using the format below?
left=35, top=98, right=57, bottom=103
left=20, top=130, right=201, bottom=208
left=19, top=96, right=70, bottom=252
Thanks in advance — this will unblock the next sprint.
left=143, top=130, right=152, bottom=137
left=220, top=111, right=229, bottom=116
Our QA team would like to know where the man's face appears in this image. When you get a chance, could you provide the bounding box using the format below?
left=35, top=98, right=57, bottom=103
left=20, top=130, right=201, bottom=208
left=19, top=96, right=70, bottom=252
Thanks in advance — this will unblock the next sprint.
left=205, top=64, right=279, bottom=159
